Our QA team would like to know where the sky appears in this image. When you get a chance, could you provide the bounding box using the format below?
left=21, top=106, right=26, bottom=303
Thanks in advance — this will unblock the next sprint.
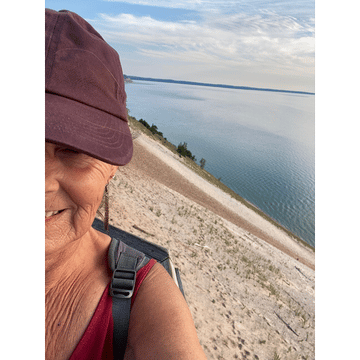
left=45, top=0, right=315, bottom=92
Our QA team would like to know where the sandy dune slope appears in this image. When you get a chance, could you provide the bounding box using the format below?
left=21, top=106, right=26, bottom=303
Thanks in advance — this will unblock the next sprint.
left=104, top=133, right=315, bottom=360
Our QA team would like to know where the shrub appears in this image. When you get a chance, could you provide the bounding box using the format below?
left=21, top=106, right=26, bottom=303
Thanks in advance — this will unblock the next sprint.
left=138, top=119, right=164, bottom=137
left=177, top=142, right=196, bottom=161
left=139, top=118, right=150, bottom=129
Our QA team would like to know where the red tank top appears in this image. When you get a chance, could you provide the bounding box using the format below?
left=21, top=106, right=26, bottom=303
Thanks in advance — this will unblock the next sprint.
left=69, top=258, right=156, bottom=359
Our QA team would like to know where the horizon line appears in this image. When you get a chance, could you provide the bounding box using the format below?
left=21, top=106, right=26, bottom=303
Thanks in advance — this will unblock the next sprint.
left=124, top=75, right=315, bottom=96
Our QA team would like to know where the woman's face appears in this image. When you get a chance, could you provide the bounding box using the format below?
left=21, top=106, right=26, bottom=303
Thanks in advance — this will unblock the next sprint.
left=45, top=142, right=117, bottom=254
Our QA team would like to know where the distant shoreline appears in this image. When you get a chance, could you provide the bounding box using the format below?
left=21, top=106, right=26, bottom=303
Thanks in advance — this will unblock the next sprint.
left=124, top=75, right=315, bottom=96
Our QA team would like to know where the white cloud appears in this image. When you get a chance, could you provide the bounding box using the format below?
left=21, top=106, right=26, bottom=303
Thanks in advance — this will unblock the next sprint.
left=95, top=1, right=314, bottom=90
left=97, top=11, right=314, bottom=63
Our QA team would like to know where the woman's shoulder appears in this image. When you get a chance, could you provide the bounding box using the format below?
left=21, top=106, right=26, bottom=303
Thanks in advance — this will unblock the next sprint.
left=127, top=262, right=207, bottom=359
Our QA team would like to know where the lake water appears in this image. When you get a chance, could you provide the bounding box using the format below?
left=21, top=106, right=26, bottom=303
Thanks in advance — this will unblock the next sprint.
left=125, top=81, right=315, bottom=248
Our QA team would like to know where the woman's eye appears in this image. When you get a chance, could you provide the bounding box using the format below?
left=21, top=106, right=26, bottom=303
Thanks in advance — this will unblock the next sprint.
left=55, top=147, right=93, bottom=168
left=62, top=148, right=78, bottom=154
left=57, top=147, right=79, bottom=155
left=55, top=147, right=81, bottom=160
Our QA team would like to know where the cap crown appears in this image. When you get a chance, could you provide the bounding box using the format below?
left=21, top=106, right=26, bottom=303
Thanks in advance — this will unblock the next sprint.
left=45, top=9, right=128, bottom=125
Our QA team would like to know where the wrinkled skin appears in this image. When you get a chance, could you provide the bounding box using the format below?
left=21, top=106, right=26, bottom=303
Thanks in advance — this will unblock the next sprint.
left=45, top=142, right=117, bottom=255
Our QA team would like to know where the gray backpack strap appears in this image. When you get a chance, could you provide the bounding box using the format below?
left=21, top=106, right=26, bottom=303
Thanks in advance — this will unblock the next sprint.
left=108, top=237, right=151, bottom=273
left=110, top=252, right=136, bottom=359
left=108, top=237, right=150, bottom=360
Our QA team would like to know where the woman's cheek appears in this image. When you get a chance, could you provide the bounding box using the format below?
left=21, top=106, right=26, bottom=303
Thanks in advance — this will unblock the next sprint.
left=72, top=180, right=105, bottom=218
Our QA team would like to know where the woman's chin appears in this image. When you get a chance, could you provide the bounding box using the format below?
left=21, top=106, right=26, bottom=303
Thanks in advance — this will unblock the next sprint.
left=46, top=218, right=74, bottom=253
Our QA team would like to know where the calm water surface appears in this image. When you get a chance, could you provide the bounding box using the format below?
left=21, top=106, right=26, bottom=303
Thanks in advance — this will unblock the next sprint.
left=125, top=81, right=315, bottom=247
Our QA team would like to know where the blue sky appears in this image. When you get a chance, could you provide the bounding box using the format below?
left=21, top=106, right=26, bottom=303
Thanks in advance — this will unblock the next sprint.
left=45, top=0, right=315, bottom=92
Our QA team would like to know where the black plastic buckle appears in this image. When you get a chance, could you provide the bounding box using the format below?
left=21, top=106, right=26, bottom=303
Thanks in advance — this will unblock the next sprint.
left=110, top=268, right=136, bottom=299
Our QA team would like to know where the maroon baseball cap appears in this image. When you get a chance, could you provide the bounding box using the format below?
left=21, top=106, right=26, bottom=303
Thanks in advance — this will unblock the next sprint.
left=45, top=9, right=133, bottom=166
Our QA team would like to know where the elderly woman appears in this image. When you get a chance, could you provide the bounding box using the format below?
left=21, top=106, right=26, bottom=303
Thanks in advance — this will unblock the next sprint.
left=45, top=9, right=206, bottom=360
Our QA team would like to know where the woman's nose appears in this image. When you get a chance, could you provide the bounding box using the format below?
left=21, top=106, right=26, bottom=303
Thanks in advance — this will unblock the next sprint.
left=45, top=144, right=61, bottom=193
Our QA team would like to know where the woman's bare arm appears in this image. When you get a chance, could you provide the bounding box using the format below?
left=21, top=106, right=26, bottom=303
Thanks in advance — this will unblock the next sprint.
left=126, top=262, right=207, bottom=359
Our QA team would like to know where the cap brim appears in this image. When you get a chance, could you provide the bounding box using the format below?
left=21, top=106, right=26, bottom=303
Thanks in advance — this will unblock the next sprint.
left=45, top=93, right=133, bottom=166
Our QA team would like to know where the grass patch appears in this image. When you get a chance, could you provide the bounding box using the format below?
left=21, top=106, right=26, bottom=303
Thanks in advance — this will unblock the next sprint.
left=269, top=264, right=280, bottom=274
left=268, top=284, right=279, bottom=297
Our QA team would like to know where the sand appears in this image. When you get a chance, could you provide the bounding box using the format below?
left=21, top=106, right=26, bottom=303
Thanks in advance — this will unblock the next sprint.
left=106, top=131, right=315, bottom=360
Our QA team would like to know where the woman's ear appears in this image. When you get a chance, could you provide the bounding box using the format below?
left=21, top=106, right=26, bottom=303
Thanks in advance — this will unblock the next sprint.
left=108, top=165, right=119, bottom=183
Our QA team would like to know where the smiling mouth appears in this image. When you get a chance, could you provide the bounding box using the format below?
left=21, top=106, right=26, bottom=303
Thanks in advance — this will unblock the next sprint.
left=45, top=210, right=64, bottom=219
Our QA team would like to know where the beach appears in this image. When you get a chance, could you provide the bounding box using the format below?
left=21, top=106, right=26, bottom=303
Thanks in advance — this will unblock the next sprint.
left=105, top=130, right=315, bottom=359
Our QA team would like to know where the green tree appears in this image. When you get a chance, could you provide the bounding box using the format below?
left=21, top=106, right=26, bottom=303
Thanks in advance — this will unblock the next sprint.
left=149, top=124, right=158, bottom=133
left=177, top=142, right=196, bottom=161
left=139, top=119, right=150, bottom=129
